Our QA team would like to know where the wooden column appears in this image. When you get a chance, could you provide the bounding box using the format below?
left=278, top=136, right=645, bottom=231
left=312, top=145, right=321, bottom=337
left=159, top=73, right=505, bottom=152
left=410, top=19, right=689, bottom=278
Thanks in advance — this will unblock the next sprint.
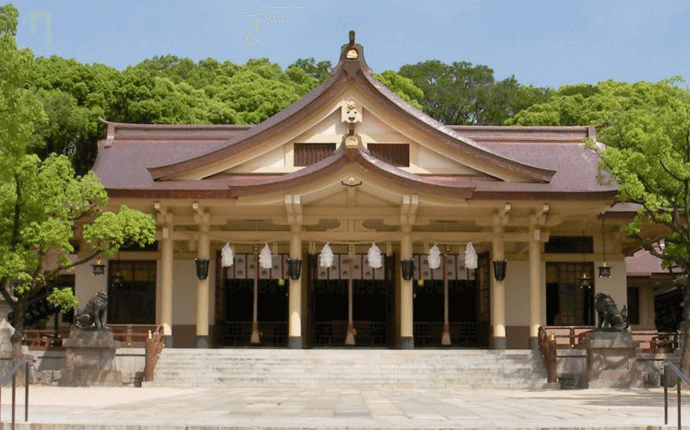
left=399, top=225, right=414, bottom=349
left=288, top=225, right=303, bottom=348
left=160, top=220, right=174, bottom=348
left=529, top=226, right=542, bottom=350
left=195, top=210, right=210, bottom=348
left=492, top=221, right=506, bottom=349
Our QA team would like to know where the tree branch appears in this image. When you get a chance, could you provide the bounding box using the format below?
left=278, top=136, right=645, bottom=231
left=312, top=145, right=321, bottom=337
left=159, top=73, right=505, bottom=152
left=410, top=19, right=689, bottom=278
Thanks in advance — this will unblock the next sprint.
left=10, top=173, right=21, bottom=249
left=44, top=249, right=102, bottom=279
left=660, top=158, right=685, bottom=183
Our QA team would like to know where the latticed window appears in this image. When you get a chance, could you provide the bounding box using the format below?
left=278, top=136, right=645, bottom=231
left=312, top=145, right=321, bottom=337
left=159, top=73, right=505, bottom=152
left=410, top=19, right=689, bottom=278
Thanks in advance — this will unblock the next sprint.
left=546, top=262, right=595, bottom=326
left=294, top=143, right=336, bottom=166
left=368, top=143, right=410, bottom=167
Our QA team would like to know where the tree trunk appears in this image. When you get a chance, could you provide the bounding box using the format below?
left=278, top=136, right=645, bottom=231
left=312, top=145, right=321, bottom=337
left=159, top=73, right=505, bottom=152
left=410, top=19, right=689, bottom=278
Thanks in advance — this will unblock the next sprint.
left=680, top=284, right=690, bottom=377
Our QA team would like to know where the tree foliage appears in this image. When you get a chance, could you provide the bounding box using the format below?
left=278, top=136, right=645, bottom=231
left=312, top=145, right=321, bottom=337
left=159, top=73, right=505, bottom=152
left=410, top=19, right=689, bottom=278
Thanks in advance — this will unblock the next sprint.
left=0, top=3, right=156, bottom=336
left=288, top=57, right=332, bottom=83
left=510, top=77, right=690, bottom=373
left=398, top=60, right=551, bottom=125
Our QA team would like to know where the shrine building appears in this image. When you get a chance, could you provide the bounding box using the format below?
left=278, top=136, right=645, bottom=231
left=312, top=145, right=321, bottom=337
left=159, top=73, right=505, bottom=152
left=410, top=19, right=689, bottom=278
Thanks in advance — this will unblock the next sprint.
left=74, top=32, right=649, bottom=349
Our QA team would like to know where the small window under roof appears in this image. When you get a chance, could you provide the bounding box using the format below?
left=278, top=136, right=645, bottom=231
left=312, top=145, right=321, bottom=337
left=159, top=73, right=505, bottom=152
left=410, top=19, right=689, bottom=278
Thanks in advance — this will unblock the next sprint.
left=368, top=144, right=410, bottom=167
left=294, top=143, right=336, bottom=167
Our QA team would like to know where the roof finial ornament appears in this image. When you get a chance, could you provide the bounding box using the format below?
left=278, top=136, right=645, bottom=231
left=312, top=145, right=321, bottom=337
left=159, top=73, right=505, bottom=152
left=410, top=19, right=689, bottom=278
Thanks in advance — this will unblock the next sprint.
left=349, top=30, right=355, bottom=45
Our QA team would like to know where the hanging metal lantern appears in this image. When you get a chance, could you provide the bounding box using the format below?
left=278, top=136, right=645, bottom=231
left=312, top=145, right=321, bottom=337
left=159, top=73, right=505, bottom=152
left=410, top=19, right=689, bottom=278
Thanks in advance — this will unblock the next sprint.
left=91, top=260, right=105, bottom=276
left=492, top=259, right=507, bottom=281
left=401, top=260, right=414, bottom=280
left=287, top=259, right=302, bottom=280
left=195, top=258, right=210, bottom=280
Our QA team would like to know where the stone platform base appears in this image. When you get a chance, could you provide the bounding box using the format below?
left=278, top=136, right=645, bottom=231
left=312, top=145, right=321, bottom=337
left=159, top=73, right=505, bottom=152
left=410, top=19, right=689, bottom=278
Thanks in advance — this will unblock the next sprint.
left=59, top=330, right=122, bottom=387
left=586, top=330, right=642, bottom=388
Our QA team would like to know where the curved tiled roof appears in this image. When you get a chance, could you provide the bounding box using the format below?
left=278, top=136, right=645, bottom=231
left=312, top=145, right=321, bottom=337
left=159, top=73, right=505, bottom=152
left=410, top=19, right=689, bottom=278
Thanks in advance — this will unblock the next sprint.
left=94, top=33, right=618, bottom=202
left=142, top=36, right=555, bottom=183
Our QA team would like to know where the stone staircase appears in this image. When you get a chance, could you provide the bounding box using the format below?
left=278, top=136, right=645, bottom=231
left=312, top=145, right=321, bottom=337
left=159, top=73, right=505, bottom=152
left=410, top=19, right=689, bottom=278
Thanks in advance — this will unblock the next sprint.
left=147, top=348, right=549, bottom=389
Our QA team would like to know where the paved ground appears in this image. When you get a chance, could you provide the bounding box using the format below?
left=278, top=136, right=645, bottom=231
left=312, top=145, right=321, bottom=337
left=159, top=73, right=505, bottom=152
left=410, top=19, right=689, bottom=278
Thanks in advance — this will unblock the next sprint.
left=0, top=385, right=687, bottom=429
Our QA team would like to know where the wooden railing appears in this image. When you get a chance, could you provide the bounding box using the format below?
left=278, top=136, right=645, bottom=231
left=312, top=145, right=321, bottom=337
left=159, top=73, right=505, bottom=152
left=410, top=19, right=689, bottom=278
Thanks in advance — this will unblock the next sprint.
left=108, top=324, right=162, bottom=348
left=631, top=330, right=680, bottom=353
left=23, top=324, right=166, bottom=350
left=540, top=326, right=680, bottom=353
left=540, top=326, right=594, bottom=349
left=144, top=324, right=164, bottom=382
left=22, top=329, right=68, bottom=349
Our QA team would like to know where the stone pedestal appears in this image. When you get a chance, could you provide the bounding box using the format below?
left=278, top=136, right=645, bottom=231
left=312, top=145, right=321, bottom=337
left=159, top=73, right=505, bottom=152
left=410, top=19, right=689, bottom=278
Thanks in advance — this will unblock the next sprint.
left=0, top=319, right=30, bottom=386
left=59, top=329, right=122, bottom=387
left=585, top=330, right=642, bottom=388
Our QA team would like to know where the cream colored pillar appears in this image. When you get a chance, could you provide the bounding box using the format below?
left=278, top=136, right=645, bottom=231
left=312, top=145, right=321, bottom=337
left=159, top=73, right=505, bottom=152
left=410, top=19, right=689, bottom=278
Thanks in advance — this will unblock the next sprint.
left=399, top=225, right=414, bottom=349
left=491, top=223, right=506, bottom=349
left=288, top=225, right=303, bottom=348
left=160, top=224, right=174, bottom=348
left=195, top=216, right=210, bottom=348
left=529, top=227, right=542, bottom=349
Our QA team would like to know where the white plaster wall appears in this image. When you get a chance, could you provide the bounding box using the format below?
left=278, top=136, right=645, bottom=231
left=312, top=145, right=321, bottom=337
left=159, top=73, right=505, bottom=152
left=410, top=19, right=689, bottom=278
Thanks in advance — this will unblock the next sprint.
left=504, top=261, right=546, bottom=327
left=73, top=262, right=107, bottom=309
left=505, top=261, right=530, bottom=326
left=155, top=258, right=216, bottom=326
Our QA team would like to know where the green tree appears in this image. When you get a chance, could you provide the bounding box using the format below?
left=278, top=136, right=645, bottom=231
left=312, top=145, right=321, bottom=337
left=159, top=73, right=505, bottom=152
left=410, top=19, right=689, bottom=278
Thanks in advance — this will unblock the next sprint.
left=288, top=57, right=332, bottom=83
left=596, top=80, right=690, bottom=374
left=0, top=3, right=156, bottom=346
left=374, top=70, right=424, bottom=110
left=510, top=77, right=690, bottom=374
left=398, top=60, right=548, bottom=125
left=28, top=56, right=121, bottom=174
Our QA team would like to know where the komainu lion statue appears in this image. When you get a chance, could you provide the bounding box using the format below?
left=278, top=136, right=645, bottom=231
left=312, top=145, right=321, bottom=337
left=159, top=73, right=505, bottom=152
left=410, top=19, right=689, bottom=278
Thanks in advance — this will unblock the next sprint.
left=74, top=290, right=108, bottom=330
left=595, top=292, right=629, bottom=331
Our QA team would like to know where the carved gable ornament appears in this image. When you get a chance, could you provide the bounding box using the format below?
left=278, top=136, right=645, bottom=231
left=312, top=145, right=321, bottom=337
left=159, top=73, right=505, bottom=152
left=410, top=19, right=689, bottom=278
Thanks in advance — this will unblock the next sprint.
left=341, top=98, right=362, bottom=124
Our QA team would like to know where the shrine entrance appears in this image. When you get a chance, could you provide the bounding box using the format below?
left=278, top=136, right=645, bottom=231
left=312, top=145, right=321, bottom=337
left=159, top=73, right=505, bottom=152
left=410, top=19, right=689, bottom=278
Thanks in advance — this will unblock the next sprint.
left=412, top=252, right=491, bottom=348
left=307, top=254, right=395, bottom=347
left=214, top=253, right=290, bottom=347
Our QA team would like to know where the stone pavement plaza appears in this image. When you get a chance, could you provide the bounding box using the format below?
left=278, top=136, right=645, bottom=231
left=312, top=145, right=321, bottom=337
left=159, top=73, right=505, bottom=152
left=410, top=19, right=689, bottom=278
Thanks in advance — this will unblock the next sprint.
left=0, top=385, right=687, bottom=429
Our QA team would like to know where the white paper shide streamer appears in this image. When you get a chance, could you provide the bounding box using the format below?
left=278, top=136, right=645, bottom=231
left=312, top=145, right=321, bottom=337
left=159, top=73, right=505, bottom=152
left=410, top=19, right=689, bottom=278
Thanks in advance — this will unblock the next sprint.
left=367, top=242, right=382, bottom=269
left=221, top=243, right=234, bottom=267
left=465, top=242, right=478, bottom=270
left=259, top=243, right=273, bottom=269
left=319, top=243, right=334, bottom=268
left=428, top=244, right=442, bottom=270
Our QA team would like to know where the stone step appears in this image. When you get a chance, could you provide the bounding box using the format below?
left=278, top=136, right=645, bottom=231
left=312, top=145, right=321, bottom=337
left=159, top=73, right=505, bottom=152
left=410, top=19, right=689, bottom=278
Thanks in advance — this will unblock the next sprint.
left=151, top=349, right=547, bottom=389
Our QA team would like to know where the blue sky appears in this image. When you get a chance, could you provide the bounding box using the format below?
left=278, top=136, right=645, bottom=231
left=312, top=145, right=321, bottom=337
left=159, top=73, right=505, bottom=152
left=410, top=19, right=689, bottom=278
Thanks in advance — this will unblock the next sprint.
left=11, top=0, right=690, bottom=89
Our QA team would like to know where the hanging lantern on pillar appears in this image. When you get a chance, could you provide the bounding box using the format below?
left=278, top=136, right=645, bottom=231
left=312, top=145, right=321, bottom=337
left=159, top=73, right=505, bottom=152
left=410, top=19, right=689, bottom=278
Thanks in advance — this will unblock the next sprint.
left=401, top=260, right=414, bottom=280
left=221, top=243, right=234, bottom=267
left=195, top=258, right=210, bottom=280
left=465, top=242, right=478, bottom=270
left=367, top=242, right=382, bottom=269
left=492, top=259, right=507, bottom=281
left=287, top=259, right=302, bottom=280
